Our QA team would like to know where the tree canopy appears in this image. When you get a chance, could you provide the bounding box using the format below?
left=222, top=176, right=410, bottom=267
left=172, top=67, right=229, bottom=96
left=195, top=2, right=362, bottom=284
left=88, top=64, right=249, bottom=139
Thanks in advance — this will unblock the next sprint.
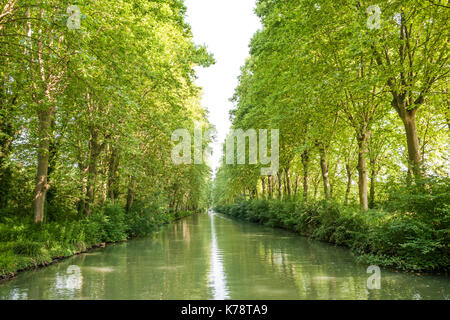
left=213, top=0, right=449, bottom=211
left=0, top=0, right=214, bottom=222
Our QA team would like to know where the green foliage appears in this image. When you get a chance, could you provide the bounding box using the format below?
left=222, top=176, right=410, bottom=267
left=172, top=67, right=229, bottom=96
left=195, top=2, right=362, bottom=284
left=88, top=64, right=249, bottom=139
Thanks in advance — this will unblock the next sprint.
left=91, top=205, right=128, bottom=243
left=385, top=176, right=450, bottom=222
left=215, top=200, right=449, bottom=272
left=126, top=201, right=169, bottom=237
left=10, top=241, right=43, bottom=256
left=0, top=204, right=196, bottom=278
left=214, top=0, right=448, bottom=213
left=0, top=0, right=213, bottom=225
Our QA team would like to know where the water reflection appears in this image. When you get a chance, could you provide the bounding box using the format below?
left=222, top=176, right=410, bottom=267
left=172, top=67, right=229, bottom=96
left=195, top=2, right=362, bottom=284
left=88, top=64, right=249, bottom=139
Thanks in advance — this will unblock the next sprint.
left=0, top=213, right=448, bottom=300
left=213, top=214, right=450, bottom=300
left=208, top=212, right=229, bottom=299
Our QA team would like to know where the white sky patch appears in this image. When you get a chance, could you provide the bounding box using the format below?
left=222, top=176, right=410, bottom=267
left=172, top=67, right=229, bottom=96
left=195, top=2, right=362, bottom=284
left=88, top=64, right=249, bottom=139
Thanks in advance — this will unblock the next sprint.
left=184, top=0, right=261, bottom=175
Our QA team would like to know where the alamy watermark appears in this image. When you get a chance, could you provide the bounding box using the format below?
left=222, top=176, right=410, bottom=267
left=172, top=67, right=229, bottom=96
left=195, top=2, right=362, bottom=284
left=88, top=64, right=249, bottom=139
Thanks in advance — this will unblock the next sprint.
left=367, top=265, right=381, bottom=290
left=67, top=5, right=81, bottom=30
left=171, top=122, right=279, bottom=176
left=366, top=5, right=381, bottom=30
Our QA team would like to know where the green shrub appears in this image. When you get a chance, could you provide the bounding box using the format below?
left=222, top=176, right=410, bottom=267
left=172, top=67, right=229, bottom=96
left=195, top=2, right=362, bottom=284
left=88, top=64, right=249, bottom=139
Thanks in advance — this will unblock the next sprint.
left=126, top=201, right=164, bottom=237
left=385, top=176, right=450, bottom=222
left=100, top=204, right=128, bottom=242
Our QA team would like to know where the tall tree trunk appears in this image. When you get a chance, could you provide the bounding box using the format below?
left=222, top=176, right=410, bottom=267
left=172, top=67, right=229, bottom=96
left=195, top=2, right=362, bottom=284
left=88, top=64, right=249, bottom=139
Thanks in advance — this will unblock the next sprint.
left=301, top=150, right=309, bottom=201
left=33, top=108, right=54, bottom=223
left=357, top=133, right=369, bottom=211
left=345, top=164, right=352, bottom=206
left=85, top=160, right=96, bottom=216
left=401, top=110, right=422, bottom=179
left=45, top=120, right=58, bottom=207
left=294, top=175, right=299, bottom=197
left=285, top=167, right=292, bottom=198
left=85, top=129, right=104, bottom=216
left=319, top=146, right=331, bottom=200
left=107, top=146, right=120, bottom=200
left=261, top=177, right=266, bottom=199
left=268, top=175, right=273, bottom=198
left=330, top=176, right=334, bottom=198
left=32, top=12, right=60, bottom=224
left=369, top=158, right=379, bottom=209
left=277, top=171, right=282, bottom=199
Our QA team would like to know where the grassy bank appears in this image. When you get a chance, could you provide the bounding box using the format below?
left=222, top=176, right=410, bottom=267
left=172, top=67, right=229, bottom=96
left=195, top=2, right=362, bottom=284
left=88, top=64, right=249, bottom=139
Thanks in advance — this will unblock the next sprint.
left=214, top=199, right=449, bottom=272
left=0, top=203, right=198, bottom=280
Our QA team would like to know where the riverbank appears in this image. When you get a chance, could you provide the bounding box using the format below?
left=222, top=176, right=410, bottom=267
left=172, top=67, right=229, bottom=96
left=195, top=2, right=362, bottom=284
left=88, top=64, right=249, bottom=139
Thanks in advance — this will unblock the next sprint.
left=214, top=200, right=449, bottom=272
left=0, top=204, right=199, bottom=280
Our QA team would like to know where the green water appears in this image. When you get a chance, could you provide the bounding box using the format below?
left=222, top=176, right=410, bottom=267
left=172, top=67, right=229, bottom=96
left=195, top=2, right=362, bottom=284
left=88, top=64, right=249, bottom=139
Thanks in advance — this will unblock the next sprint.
left=0, top=213, right=448, bottom=300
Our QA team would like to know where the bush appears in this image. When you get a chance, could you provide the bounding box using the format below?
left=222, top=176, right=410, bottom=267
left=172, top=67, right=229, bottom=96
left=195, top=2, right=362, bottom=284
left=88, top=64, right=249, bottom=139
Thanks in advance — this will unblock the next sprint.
left=90, top=205, right=128, bottom=243
left=385, top=176, right=450, bottom=222
left=126, top=201, right=167, bottom=237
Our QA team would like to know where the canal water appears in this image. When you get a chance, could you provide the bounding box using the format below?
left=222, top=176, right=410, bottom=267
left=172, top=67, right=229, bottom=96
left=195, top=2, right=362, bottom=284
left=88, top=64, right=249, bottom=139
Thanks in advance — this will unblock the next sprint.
left=0, top=212, right=448, bottom=300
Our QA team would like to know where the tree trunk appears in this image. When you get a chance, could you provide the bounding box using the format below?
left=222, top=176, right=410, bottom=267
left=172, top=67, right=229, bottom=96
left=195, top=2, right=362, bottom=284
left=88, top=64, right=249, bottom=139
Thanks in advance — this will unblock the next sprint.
left=32, top=13, right=59, bottom=223
left=369, top=158, right=379, bottom=209
left=45, top=120, right=58, bottom=206
left=33, top=109, right=53, bottom=223
left=401, top=110, right=423, bottom=179
left=85, top=163, right=96, bottom=216
left=301, top=150, right=309, bottom=201
left=85, top=129, right=103, bottom=216
left=319, top=147, right=331, bottom=200
left=369, top=173, right=376, bottom=209
left=277, top=171, right=283, bottom=199
left=285, top=167, right=292, bottom=198
left=357, top=133, right=369, bottom=211
left=345, top=164, right=352, bottom=206
left=261, top=177, right=266, bottom=199
left=107, top=146, right=120, bottom=200
left=268, top=175, right=273, bottom=198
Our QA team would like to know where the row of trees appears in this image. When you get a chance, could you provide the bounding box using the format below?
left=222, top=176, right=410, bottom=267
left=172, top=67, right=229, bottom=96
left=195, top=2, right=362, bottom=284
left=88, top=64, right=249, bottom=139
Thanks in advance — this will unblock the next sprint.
left=213, top=0, right=449, bottom=210
left=0, top=0, right=213, bottom=223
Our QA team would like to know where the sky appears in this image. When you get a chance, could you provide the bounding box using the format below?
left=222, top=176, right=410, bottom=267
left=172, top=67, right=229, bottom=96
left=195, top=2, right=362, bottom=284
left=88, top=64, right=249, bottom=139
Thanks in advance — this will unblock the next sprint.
left=184, top=0, right=261, bottom=175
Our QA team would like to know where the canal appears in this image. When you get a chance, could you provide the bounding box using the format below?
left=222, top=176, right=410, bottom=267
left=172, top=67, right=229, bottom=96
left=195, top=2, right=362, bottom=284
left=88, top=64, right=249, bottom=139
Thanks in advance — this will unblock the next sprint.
left=0, top=212, right=448, bottom=299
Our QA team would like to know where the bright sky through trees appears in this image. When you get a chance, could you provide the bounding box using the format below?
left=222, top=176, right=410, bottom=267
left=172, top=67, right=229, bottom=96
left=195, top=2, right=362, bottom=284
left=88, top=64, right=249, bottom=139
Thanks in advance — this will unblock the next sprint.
left=185, top=0, right=261, bottom=174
